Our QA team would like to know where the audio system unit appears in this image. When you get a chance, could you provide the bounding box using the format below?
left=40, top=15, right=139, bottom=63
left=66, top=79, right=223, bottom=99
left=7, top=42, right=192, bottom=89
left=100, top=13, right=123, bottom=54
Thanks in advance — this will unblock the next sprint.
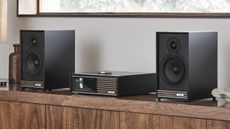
left=71, top=71, right=156, bottom=96
left=20, top=30, right=75, bottom=90
left=156, top=32, right=217, bottom=101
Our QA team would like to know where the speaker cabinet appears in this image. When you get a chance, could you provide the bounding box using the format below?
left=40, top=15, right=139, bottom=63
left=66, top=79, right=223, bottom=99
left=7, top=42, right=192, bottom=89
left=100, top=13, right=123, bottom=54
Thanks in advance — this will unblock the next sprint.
left=20, top=30, right=75, bottom=90
left=156, top=32, right=217, bottom=101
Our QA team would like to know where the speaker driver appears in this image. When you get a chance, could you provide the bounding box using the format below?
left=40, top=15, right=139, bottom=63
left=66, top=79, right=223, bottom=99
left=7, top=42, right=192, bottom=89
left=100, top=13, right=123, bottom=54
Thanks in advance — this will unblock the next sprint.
left=167, top=37, right=181, bottom=52
left=28, top=35, right=39, bottom=48
left=161, top=56, right=185, bottom=85
left=24, top=52, right=42, bottom=76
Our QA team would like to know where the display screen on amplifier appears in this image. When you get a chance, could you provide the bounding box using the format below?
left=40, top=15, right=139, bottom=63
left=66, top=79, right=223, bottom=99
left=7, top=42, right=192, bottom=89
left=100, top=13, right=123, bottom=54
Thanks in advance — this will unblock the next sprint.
left=72, top=77, right=97, bottom=93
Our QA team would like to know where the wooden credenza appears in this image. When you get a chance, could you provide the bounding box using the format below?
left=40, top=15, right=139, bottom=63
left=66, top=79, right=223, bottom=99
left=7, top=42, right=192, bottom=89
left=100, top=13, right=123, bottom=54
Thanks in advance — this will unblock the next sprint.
left=0, top=89, right=229, bottom=129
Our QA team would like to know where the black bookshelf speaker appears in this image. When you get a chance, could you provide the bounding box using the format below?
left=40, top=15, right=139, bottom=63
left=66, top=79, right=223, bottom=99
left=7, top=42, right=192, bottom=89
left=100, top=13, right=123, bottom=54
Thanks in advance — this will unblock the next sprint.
left=156, top=32, right=217, bottom=101
left=20, top=30, right=75, bottom=90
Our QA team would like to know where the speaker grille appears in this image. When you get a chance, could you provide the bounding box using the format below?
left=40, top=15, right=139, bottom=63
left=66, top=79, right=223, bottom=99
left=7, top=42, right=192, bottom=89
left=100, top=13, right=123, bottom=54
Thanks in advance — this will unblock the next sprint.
left=97, top=78, right=117, bottom=95
left=157, top=90, right=188, bottom=99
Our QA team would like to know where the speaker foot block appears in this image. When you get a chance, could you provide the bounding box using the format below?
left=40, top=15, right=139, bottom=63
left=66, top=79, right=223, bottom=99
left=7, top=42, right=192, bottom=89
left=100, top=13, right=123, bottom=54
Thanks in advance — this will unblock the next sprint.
left=156, top=98, right=161, bottom=102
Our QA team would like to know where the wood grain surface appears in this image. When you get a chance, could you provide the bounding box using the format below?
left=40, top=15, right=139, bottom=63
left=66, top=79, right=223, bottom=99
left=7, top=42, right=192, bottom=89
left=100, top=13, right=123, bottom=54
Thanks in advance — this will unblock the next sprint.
left=10, top=102, right=46, bottom=129
left=46, top=106, right=78, bottom=129
left=0, top=101, right=10, bottom=129
left=207, top=120, right=230, bottom=129
left=120, top=112, right=150, bottom=129
left=0, top=90, right=229, bottom=121
left=151, top=115, right=173, bottom=129
left=78, top=108, right=119, bottom=129
left=172, top=116, right=206, bottom=129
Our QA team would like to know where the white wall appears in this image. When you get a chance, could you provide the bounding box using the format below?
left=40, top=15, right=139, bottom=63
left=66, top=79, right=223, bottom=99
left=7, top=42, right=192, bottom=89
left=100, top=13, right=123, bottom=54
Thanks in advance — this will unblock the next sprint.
left=1, top=0, right=230, bottom=88
left=0, top=0, right=21, bottom=78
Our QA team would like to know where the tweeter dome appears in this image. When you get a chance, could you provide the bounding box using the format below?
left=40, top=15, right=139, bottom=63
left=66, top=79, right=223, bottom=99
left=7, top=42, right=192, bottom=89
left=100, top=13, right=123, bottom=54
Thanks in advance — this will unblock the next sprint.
left=20, top=30, right=75, bottom=90
left=156, top=32, right=217, bottom=101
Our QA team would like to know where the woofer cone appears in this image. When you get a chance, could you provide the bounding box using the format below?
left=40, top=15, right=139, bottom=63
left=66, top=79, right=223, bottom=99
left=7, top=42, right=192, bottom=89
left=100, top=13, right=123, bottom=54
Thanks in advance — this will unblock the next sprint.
left=24, top=52, right=42, bottom=76
left=160, top=55, right=185, bottom=85
left=167, top=37, right=181, bottom=52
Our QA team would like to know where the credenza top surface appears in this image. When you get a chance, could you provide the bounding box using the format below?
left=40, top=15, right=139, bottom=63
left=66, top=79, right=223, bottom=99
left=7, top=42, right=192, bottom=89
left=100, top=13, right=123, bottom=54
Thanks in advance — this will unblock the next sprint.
left=0, top=85, right=229, bottom=121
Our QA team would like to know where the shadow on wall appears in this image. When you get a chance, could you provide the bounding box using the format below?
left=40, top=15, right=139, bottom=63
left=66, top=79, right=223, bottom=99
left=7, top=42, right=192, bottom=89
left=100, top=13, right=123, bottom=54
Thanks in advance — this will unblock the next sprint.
left=79, top=39, right=102, bottom=72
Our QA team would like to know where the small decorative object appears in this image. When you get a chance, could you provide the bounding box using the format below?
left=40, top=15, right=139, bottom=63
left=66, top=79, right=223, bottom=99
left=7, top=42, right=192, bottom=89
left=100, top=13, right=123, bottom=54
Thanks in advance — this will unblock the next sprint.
left=9, top=44, right=20, bottom=84
left=0, top=79, right=7, bottom=87
left=212, top=88, right=230, bottom=102
left=0, top=79, right=9, bottom=91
